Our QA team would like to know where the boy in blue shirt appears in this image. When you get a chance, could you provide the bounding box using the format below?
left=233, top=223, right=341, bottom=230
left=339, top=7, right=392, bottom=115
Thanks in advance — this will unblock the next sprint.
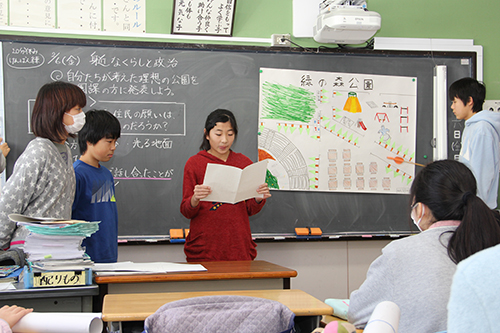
left=72, top=110, right=121, bottom=263
left=449, top=77, right=500, bottom=209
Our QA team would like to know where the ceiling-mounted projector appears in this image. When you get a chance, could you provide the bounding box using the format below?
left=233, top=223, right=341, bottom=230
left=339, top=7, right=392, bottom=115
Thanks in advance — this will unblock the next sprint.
left=313, top=6, right=381, bottom=44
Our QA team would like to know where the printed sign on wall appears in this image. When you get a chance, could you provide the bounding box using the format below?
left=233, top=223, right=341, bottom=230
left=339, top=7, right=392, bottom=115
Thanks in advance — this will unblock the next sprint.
left=172, top=0, right=236, bottom=37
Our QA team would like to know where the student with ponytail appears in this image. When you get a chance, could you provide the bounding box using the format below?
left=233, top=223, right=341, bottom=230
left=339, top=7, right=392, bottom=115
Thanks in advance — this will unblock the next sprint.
left=347, top=159, right=500, bottom=333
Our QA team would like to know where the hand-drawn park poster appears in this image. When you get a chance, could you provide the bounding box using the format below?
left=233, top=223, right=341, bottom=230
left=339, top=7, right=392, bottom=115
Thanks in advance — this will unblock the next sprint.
left=258, top=67, right=417, bottom=194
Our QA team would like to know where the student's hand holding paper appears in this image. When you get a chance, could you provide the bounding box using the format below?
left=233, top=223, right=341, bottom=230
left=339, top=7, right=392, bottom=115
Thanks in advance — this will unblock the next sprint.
left=201, top=160, right=268, bottom=204
left=255, top=183, right=271, bottom=203
left=191, top=184, right=212, bottom=208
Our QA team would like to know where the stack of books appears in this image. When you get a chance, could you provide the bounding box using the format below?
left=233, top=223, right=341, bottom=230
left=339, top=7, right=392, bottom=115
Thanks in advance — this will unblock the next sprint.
left=8, top=214, right=99, bottom=271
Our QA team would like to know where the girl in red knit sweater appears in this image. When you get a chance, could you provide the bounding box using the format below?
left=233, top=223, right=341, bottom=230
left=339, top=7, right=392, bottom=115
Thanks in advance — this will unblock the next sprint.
left=180, top=109, right=271, bottom=261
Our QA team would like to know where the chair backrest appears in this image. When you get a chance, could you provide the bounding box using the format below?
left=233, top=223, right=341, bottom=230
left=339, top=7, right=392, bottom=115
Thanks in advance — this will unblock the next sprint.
left=143, top=295, right=295, bottom=333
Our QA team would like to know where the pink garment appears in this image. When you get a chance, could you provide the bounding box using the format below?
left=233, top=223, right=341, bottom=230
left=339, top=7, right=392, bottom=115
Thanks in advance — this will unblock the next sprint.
left=428, top=220, right=461, bottom=230
left=0, top=319, right=12, bottom=333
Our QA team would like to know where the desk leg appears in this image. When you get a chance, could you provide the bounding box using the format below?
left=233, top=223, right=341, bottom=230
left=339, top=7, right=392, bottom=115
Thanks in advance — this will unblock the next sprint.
left=106, top=321, right=122, bottom=333
left=294, top=315, right=320, bottom=333
left=283, top=277, right=291, bottom=289
left=95, top=283, right=108, bottom=312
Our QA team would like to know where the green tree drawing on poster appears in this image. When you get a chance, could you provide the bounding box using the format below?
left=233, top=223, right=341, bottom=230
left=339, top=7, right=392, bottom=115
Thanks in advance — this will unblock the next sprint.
left=261, top=82, right=317, bottom=122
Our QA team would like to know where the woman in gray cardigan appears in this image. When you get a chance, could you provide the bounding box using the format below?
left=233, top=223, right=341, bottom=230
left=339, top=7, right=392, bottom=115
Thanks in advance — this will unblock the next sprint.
left=348, top=159, right=500, bottom=333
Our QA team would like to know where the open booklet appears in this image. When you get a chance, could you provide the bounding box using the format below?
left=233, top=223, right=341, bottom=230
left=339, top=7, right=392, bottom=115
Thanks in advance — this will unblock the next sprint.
left=201, top=159, right=268, bottom=204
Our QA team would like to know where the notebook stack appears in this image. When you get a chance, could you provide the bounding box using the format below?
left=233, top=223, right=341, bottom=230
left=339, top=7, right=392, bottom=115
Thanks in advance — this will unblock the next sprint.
left=24, top=234, right=94, bottom=271
left=8, top=214, right=99, bottom=271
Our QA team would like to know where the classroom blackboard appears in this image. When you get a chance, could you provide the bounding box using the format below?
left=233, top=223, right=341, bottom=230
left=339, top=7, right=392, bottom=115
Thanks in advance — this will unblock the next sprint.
left=0, top=36, right=475, bottom=239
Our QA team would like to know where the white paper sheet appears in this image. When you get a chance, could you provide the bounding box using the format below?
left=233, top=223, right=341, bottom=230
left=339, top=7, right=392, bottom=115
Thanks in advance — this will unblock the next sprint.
left=58, top=0, right=102, bottom=31
left=201, top=160, right=268, bottom=204
left=92, top=261, right=207, bottom=274
left=103, top=0, right=146, bottom=33
left=12, top=312, right=102, bottom=333
left=0, top=282, right=15, bottom=290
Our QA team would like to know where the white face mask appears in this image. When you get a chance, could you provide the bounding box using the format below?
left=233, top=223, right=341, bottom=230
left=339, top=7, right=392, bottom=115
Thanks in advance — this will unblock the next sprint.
left=411, top=203, right=425, bottom=231
left=64, top=111, right=86, bottom=134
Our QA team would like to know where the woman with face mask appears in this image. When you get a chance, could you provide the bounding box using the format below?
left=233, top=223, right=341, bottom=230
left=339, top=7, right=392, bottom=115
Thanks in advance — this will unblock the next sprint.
left=0, top=81, right=87, bottom=250
left=347, top=159, right=500, bottom=333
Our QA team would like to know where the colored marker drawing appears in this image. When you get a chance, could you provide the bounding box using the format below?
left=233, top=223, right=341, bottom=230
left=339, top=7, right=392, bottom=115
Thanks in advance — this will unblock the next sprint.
left=258, top=149, right=280, bottom=189
left=261, top=81, right=317, bottom=122
left=258, top=67, right=417, bottom=194
left=343, top=92, right=362, bottom=113
left=265, top=169, right=280, bottom=189
left=258, top=127, right=310, bottom=190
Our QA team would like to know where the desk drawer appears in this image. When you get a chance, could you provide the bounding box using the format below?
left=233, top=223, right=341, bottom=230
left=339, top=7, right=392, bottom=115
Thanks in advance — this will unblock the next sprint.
left=0, top=296, right=90, bottom=312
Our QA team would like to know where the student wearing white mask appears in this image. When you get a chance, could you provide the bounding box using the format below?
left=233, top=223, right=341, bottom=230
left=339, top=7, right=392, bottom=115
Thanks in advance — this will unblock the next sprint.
left=0, top=81, right=87, bottom=250
left=64, top=108, right=86, bottom=134
left=348, top=159, right=500, bottom=333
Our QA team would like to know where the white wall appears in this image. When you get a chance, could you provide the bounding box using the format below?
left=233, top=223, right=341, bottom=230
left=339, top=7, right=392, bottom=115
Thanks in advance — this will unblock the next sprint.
left=117, top=239, right=391, bottom=301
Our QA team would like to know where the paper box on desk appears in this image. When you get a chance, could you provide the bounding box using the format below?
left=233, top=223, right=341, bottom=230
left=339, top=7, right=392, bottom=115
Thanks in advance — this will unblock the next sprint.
left=20, top=266, right=92, bottom=289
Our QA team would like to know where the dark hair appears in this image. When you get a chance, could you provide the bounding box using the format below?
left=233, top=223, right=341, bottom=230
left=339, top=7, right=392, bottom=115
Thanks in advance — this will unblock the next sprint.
left=448, top=77, right=486, bottom=113
left=199, top=109, right=238, bottom=151
left=410, top=159, right=500, bottom=264
left=78, top=110, right=121, bottom=155
left=32, top=81, right=87, bottom=142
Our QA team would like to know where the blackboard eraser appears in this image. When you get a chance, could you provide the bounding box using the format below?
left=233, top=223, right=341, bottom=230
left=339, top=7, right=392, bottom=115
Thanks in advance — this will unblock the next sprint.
left=295, top=227, right=309, bottom=236
left=170, top=229, right=184, bottom=239
left=170, top=229, right=186, bottom=243
left=310, top=227, right=322, bottom=236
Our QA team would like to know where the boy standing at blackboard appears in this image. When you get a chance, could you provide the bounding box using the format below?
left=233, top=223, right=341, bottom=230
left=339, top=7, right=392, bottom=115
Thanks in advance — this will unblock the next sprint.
left=449, top=77, right=500, bottom=209
left=72, top=110, right=121, bottom=263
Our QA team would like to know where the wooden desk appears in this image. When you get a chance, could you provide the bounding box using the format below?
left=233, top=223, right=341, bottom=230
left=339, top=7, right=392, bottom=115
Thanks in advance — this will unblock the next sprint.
left=95, top=260, right=297, bottom=289
left=102, top=289, right=331, bottom=333
left=94, top=260, right=297, bottom=311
